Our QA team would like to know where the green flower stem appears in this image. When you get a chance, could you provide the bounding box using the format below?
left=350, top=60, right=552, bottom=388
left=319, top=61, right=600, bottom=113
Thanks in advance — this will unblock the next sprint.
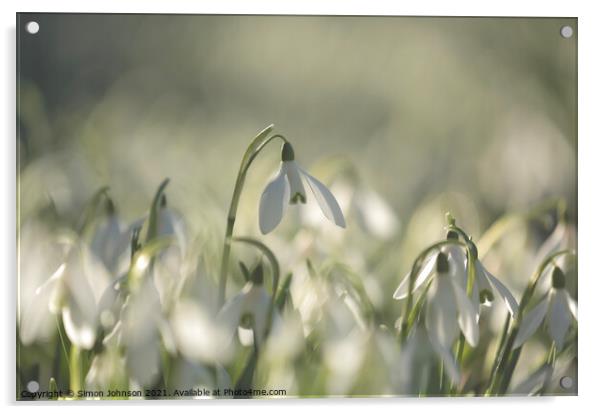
left=486, top=249, right=575, bottom=395
left=399, top=239, right=466, bottom=342
left=217, top=126, right=287, bottom=307
left=69, top=345, right=81, bottom=397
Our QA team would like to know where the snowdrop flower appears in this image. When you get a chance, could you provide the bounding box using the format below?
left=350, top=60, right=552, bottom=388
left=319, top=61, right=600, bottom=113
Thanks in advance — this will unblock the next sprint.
left=420, top=252, right=479, bottom=382
left=259, top=142, right=346, bottom=234
left=89, top=199, right=131, bottom=276
left=445, top=231, right=519, bottom=318
left=513, top=266, right=577, bottom=350
left=35, top=241, right=112, bottom=350
left=19, top=221, right=66, bottom=345
left=171, top=299, right=234, bottom=364
left=217, top=265, right=274, bottom=346
left=395, top=231, right=518, bottom=320
left=150, top=195, right=188, bottom=310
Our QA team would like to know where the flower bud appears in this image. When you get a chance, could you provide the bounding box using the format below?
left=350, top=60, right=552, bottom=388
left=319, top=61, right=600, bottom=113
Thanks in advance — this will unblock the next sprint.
left=552, top=266, right=566, bottom=289
left=436, top=252, right=450, bottom=274
left=281, top=142, right=295, bottom=161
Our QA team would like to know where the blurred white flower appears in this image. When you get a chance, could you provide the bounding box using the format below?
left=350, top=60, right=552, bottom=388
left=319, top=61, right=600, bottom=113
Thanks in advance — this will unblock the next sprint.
left=170, top=359, right=231, bottom=399
left=533, top=218, right=577, bottom=293
left=121, top=277, right=163, bottom=387
left=18, top=221, right=66, bottom=345
left=151, top=199, right=188, bottom=310
left=259, top=142, right=345, bottom=234
left=422, top=252, right=479, bottom=382
left=89, top=200, right=131, bottom=276
left=513, top=266, right=577, bottom=350
left=171, top=299, right=233, bottom=364
left=302, top=179, right=399, bottom=240
left=217, top=278, right=273, bottom=346
left=353, top=187, right=400, bottom=239
left=34, top=240, right=113, bottom=350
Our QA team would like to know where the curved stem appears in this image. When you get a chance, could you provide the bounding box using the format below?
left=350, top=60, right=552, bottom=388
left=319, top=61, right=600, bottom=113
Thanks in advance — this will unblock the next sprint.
left=217, top=129, right=287, bottom=307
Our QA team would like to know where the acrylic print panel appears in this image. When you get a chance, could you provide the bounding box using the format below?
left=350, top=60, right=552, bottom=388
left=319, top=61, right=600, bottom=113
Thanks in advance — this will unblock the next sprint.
left=16, top=14, right=577, bottom=400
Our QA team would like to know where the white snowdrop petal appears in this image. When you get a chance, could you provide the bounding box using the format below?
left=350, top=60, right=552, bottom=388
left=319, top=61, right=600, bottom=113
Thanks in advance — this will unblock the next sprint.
left=393, top=252, right=437, bottom=299
left=301, top=169, right=346, bottom=228
left=548, top=289, right=571, bottom=350
left=62, top=304, right=96, bottom=350
left=484, top=268, right=519, bottom=318
left=450, top=277, right=479, bottom=347
left=217, top=291, right=246, bottom=341
left=243, top=285, right=273, bottom=344
left=512, top=363, right=554, bottom=395
left=567, top=294, right=578, bottom=319
left=513, top=298, right=549, bottom=349
left=258, top=165, right=290, bottom=234
left=425, top=277, right=459, bottom=349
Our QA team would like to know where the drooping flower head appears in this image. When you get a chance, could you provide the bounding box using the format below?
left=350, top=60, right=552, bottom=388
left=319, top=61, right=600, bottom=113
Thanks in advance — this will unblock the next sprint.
left=513, top=266, right=577, bottom=350
left=259, top=142, right=346, bottom=234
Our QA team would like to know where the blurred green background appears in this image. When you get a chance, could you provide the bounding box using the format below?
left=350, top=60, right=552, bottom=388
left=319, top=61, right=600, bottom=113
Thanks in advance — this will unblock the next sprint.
left=18, top=14, right=576, bottom=228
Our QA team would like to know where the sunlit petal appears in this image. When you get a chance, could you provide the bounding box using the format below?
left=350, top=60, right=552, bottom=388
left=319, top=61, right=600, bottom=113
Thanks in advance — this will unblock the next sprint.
left=513, top=298, right=549, bottom=349
left=548, top=289, right=571, bottom=350
left=259, top=164, right=291, bottom=234
left=482, top=265, right=519, bottom=318
left=450, top=276, right=479, bottom=347
left=301, top=169, right=346, bottom=228
left=393, top=252, right=437, bottom=299
left=425, top=276, right=459, bottom=349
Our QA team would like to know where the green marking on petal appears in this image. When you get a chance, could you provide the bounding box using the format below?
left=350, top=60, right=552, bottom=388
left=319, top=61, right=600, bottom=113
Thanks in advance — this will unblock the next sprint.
left=290, top=193, right=307, bottom=204
left=436, top=252, right=450, bottom=274
left=552, top=266, right=566, bottom=289
left=480, top=289, right=494, bottom=304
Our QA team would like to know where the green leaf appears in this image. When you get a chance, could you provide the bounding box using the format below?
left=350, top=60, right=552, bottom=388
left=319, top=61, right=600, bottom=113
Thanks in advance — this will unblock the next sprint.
left=239, top=261, right=251, bottom=282
left=274, top=272, right=293, bottom=311
left=145, top=178, right=170, bottom=243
